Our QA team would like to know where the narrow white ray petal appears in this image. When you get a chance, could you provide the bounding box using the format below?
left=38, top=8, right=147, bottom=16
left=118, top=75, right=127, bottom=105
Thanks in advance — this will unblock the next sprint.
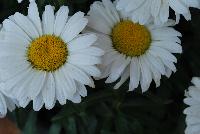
left=54, top=69, right=75, bottom=99
left=55, top=76, right=67, bottom=105
left=28, top=1, right=42, bottom=36
left=145, top=52, right=165, bottom=75
left=61, top=12, right=88, bottom=43
left=144, top=55, right=161, bottom=87
left=14, top=68, right=35, bottom=99
left=186, top=115, right=200, bottom=125
left=152, top=41, right=182, bottom=53
left=33, top=93, right=44, bottom=111
left=0, top=59, right=29, bottom=82
left=184, top=98, right=200, bottom=106
left=139, top=56, right=152, bottom=92
left=5, top=97, right=16, bottom=112
left=76, top=82, right=87, bottom=97
left=150, top=46, right=177, bottom=63
left=18, top=97, right=31, bottom=108
left=71, top=47, right=104, bottom=56
left=13, top=12, right=39, bottom=39
left=63, top=63, right=94, bottom=88
left=116, top=0, right=131, bottom=11
left=42, top=5, right=55, bottom=35
left=191, top=77, right=200, bottom=88
left=3, top=67, right=32, bottom=94
left=0, top=31, right=30, bottom=48
left=159, top=0, right=169, bottom=23
left=70, top=92, right=81, bottom=103
left=42, top=73, right=56, bottom=110
left=54, top=6, right=69, bottom=36
left=102, top=0, right=120, bottom=23
left=0, top=92, right=7, bottom=118
left=161, top=59, right=177, bottom=72
left=68, top=54, right=101, bottom=65
left=77, top=65, right=101, bottom=77
left=165, top=66, right=172, bottom=78
left=90, top=1, right=115, bottom=28
left=28, top=71, right=47, bottom=99
left=151, top=27, right=182, bottom=37
left=106, top=56, right=130, bottom=83
left=129, top=57, right=140, bottom=91
left=169, top=0, right=189, bottom=14
left=3, top=19, right=31, bottom=42
left=68, top=33, right=97, bottom=52
left=114, top=65, right=130, bottom=89
left=151, top=0, right=161, bottom=18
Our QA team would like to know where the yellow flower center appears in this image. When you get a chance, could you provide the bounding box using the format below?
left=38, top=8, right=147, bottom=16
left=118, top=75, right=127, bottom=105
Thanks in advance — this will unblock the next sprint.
left=111, top=20, right=151, bottom=57
left=27, top=35, right=68, bottom=72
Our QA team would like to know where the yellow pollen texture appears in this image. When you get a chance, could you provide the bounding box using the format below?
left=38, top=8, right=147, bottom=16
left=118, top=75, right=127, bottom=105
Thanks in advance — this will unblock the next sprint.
left=27, top=35, right=68, bottom=72
left=112, top=20, right=151, bottom=57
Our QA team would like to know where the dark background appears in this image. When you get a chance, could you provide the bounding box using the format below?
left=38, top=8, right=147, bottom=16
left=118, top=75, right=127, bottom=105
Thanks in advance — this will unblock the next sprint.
left=0, top=0, right=200, bottom=134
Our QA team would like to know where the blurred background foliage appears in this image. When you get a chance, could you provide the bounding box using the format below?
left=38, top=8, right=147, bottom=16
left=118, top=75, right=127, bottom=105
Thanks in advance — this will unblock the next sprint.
left=0, top=0, right=200, bottom=134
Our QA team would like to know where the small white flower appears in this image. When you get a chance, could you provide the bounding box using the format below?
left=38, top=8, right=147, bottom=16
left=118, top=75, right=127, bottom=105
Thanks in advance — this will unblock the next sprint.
left=87, top=0, right=182, bottom=92
left=184, top=77, right=200, bottom=134
left=116, top=0, right=200, bottom=24
left=0, top=1, right=103, bottom=111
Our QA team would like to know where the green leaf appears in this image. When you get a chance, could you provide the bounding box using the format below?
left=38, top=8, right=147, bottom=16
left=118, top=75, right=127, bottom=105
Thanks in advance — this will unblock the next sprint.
left=64, top=117, right=77, bottom=134
left=22, top=111, right=37, bottom=134
left=49, top=123, right=61, bottom=134
left=115, top=113, right=130, bottom=134
left=52, top=104, right=76, bottom=122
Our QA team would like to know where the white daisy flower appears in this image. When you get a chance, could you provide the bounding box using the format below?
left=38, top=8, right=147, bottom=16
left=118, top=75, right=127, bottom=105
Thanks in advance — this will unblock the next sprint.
left=0, top=1, right=103, bottom=111
left=116, top=0, right=200, bottom=24
left=184, top=77, right=200, bottom=134
left=87, top=0, right=182, bottom=92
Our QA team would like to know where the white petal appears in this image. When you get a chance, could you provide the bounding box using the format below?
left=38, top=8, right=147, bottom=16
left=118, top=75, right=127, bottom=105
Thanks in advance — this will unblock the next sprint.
left=191, top=77, right=200, bottom=88
left=150, top=46, right=177, bottom=63
left=129, top=58, right=140, bottom=91
left=114, top=66, right=130, bottom=89
left=68, top=54, right=101, bottom=65
left=33, top=93, right=44, bottom=111
left=77, top=65, right=101, bottom=77
left=68, top=33, right=97, bottom=52
left=2, top=19, right=31, bottom=42
left=76, top=82, right=87, bottom=97
left=61, top=12, right=88, bottom=43
left=70, top=92, right=81, bottom=103
left=42, top=73, right=56, bottom=110
left=63, top=63, right=94, bottom=88
left=102, top=0, right=120, bottom=23
left=139, top=56, right=152, bottom=92
left=13, top=12, right=39, bottom=39
left=106, top=56, right=130, bottom=83
left=72, top=47, right=104, bottom=56
left=28, top=1, right=42, bottom=36
left=145, top=52, right=165, bottom=75
left=169, top=0, right=189, bottom=14
left=54, top=6, right=69, bottom=36
left=54, top=69, right=76, bottom=99
left=0, top=92, right=7, bottom=118
left=152, top=41, right=182, bottom=54
left=42, top=5, right=55, bottom=35
left=18, top=97, right=31, bottom=108
left=28, top=71, right=47, bottom=99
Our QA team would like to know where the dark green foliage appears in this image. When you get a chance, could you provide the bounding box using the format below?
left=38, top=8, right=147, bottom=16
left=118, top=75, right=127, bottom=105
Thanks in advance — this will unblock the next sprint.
left=1, top=0, right=200, bottom=134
